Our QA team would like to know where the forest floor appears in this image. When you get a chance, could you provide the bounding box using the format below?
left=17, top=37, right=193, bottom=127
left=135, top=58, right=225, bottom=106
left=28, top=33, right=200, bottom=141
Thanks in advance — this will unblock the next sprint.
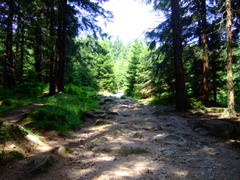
left=1, top=94, right=240, bottom=180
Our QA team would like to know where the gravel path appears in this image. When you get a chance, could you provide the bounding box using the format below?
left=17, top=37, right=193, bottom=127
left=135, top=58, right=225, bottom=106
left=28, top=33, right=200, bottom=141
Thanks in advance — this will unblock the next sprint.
left=1, top=95, right=240, bottom=180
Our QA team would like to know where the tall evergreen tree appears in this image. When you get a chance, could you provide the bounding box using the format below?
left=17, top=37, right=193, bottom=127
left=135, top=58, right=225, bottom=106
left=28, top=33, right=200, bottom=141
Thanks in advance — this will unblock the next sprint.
left=56, top=0, right=67, bottom=92
left=125, top=41, right=145, bottom=97
left=170, top=0, right=187, bottom=111
left=225, top=0, right=236, bottom=117
left=198, top=0, right=210, bottom=106
left=3, top=1, right=15, bottom=88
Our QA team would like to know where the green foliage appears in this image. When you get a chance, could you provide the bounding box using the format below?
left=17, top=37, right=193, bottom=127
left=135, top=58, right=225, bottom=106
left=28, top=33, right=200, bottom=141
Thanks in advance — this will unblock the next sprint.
left=150, top=92, right=174, bottom=105
left=0, top=83, right=47, bottom=117
left=125, top=41, right=148, bottom=97
left=0, top=83, right=98, bottom=132
left=69, top=37, right=116, bottom=92
left=94, top=40, right=117, bottom=92
left=110, top=38, right=130, bottom=90
left=189, top=98, right=206, bottom=110
left=15, top=82, right=47, bottom=96
left=25, top=85, right=99, bottom=132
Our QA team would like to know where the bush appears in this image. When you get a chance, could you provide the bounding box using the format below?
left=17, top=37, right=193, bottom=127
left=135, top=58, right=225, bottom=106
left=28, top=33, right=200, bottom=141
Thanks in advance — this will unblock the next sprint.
left=15, top=82, right=47, bottom=95
left=150, top=92, right=175, bottom=105
left=65, top=84, right=97, bottom=100
left=189, top=98, right=206, bottom=110
left=26, top=105, right=74, bottom=132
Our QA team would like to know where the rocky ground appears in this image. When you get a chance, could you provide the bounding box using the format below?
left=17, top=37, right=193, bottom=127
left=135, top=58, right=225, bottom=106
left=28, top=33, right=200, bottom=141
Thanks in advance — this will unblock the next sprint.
left=0, top=95, right=240, bottom=180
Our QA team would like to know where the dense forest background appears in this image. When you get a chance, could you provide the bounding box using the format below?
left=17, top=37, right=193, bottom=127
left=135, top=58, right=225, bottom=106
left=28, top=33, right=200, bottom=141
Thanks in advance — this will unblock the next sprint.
left=0, top=0, right=240, bottom=125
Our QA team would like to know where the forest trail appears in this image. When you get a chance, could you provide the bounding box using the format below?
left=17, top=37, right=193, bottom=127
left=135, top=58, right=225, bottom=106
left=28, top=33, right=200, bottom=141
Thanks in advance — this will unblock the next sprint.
left=2, top=104, right=44, bottom=123
left=1, top=95, right=240, bottom=180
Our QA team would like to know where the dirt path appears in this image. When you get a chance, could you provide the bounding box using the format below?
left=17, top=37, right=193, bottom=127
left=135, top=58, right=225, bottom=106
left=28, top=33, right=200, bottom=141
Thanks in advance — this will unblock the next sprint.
left=1, top=96, right=240, bottom=180
left=3, top=104, right=43, bottom=123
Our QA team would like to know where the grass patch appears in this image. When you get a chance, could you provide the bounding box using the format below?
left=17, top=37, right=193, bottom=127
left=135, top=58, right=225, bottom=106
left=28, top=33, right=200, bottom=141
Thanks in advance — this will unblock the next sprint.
left=25, top=85, right=99, bottom=132
left=0, top=82, right=48, bottom=117
left=0, top=84, right=99, bottom=133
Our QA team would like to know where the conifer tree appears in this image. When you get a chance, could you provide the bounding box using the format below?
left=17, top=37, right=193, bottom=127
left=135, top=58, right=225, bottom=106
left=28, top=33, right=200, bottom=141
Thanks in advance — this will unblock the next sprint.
left=225, top=0, right=236, bottom=117
left=125, top=41, right=145, bottom=97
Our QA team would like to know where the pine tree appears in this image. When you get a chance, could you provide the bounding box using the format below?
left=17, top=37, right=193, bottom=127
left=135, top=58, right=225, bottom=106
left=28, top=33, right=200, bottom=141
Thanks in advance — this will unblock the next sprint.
left=225, top=0, right=236, bottom=117
left=110, top=38, right=130, bottom=90
left=3, top=1, right=15, bottom=88
left=125, top=41, right=145, bottom=97
left=95, top=39, right=116, bottom=92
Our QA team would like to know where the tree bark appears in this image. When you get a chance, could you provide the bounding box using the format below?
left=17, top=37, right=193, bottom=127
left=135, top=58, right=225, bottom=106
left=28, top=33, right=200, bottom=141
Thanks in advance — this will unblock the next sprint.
left=199, top=0, right=210, bottom=106
left=48, top=3, right=57, bottom=95
left=212, top=55, right=217, bottom=106
left=170, top=0, right=187, bottom=111
left=225, top=0, right=236, bottom=117
left=34, top=21, right=43, bottom=81
left=19, top=21, right=24, bottom=83
left=56, top=0, right=67, bottom=92
left=3, top=1, right=15, bottom=88
left=15, top=8, right=24, bottom=84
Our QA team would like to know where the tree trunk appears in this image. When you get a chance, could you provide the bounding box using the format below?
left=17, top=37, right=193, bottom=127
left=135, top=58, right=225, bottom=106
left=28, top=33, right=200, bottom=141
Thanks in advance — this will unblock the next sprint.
left=212, top=56, right=217, bottom=106
left=14, top=8, right=24, bottom=84
left=3, top=1, right=15, bottom=88
left=225, top=0, right=236, bottom=117
left=170, top=0, right=187, bottom=111
left=19, top=22, right=24, bottom=83
left=48, top=4, right=57, bottom=95
left=56, top=0, right=67, bottom=92
left=199, top=0, right=210, bottom=106
left=34, top=21, right=43, bottom=81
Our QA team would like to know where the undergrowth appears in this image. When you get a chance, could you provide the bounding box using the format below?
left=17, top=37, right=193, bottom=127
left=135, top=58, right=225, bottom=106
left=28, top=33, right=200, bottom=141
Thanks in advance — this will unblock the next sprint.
left=0, top=82, right=48, bottom=117
left=0, top=84, right=99, bottom=132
